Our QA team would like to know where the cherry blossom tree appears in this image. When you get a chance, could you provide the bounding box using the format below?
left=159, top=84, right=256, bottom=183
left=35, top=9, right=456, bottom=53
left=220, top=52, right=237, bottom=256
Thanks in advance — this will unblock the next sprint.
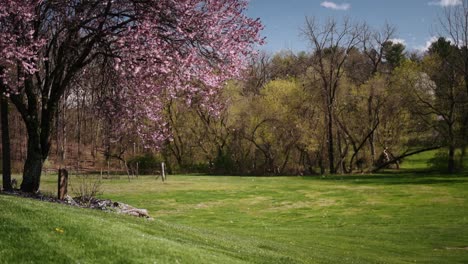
left=0, top=0, right=263, bottom=192
left=0, top=0, right=44, bottom=191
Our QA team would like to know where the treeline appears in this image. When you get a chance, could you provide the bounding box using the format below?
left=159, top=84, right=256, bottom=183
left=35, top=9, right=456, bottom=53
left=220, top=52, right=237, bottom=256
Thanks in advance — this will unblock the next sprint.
left=1, top=18, right=468, bottom=176
left=162, top=19, right=467, bottom=175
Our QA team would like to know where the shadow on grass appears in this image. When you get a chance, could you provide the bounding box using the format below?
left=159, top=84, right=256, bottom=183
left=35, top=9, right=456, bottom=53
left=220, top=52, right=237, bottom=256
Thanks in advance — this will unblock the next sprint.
left=173, top=169, right=468, bottom=186
left=302, top=169, right=468, bottom=186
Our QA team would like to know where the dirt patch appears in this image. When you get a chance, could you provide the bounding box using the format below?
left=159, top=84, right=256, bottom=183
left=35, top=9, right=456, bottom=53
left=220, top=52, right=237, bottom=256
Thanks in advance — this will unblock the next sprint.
left=314, top=198, right=337, bottom=207
left=243, top=196, right=270, bottom=204
left=264, top=198, right=338, bottom=212
left=299, top=191, right=322, bottom=199
left=341, top=208, right=364, bottom=215
left=362, top=198, right=384, bottom=206
left=446, top=246, right=468, bottom=250
left=435, top=246, right=468, bottom=251
left=332, top=185, right=379, bottom=191
left=273, top=201, right=313, bottom=210
left=430, top=196, right=466, bottom=204
left=412, top=185, right=439, bottom=191
left=194, top=201, right=224, bottom=209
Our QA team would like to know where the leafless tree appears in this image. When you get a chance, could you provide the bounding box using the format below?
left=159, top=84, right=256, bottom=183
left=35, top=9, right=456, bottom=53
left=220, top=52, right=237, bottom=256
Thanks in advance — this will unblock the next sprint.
left=243, top=52, right=271, bottom=95
left=360, top=23, right=397, bottom=166
left=302, top=17, right=362, bottom=173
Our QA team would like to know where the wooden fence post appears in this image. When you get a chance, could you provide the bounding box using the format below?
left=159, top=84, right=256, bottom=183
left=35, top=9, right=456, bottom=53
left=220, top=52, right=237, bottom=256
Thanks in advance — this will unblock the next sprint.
left=58, top=168, right=68, bottom=200
left=136, top=162, right=139, bottom=179
left=161, top=162, right=166, bottom=182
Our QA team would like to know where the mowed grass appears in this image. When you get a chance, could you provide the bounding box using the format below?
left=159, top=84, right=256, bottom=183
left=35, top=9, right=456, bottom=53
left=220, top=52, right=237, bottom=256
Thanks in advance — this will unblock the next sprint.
left=400, top=150, right=439, bottom=170
left=400, top=148, right=468, bottom=170
left=1, top=170, right=468, bottom=263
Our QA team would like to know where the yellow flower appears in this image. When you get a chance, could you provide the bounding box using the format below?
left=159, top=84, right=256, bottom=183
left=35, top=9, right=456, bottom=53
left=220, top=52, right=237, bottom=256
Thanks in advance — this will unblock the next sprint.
left=55, top=227, right=64, bottom=233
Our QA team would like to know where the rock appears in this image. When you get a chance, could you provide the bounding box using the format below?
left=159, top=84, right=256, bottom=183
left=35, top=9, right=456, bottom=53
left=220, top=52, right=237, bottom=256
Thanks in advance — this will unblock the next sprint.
left=64, top=195, right=78, bottom=206
left=125, top=210, right=141, bottom=217
left=116, top=203, right=151, bottom=218
left=95, top=199, right=113, bottom=210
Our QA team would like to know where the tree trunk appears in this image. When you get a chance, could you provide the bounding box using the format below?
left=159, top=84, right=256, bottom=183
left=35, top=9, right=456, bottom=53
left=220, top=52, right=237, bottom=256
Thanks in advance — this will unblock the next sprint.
left=368, top=94, right=376, bottom=166
left=447, top=119, right=456, bottom=174
left=327, top=107, right=335, bottom=174
left=21, top=131, right=44, bottom=192
left=460, top=114, right=468, bottom=170
left=460, top=146, right=466, bottom=170
left=1, top=95, right=12, bottom=191
left=448, top=145, right=455, bottom=174
left=369, top=133, right=376, bottom=165
left=318, top=151, right=325, bottom=175
left=372, top=146, right=441, bottom=173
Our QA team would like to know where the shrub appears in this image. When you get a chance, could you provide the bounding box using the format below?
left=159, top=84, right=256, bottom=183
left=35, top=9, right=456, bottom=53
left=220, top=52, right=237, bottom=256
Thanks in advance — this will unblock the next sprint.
left=427, top=150, right=464, bottom=172
left=213, top=151, right=235, bottom=174
left=127, top=153, right=162, bottom=175
left=71, top=175, right=102, bottom=205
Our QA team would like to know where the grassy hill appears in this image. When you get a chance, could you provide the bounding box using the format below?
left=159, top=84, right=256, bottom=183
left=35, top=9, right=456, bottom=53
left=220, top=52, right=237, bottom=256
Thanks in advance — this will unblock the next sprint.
left=1, top=170, right=468, bottom=263
left=1, top=193, right=288, bottom=263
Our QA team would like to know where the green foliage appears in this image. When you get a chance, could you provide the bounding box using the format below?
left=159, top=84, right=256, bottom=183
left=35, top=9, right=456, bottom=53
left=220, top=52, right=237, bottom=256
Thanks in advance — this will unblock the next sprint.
left=213, top=150, right=235, bottom=174
left=161, top=36, right=466, bottom=175
left=269, top=51, right=309, bottom=79
left=428, top=151, right=453, bottom=171
left=428, top=37, right=456, bottom=58
left=181, top=163, right=212, bottom=173
left=383, top=40, right=406, bottom=69
left=427, top=150, right=467, bottom=172
left=391, top=60, right=438, bottom=143
left=127, top=153, right=162, bottom=175
left=400, top=149, right=438, bottom=170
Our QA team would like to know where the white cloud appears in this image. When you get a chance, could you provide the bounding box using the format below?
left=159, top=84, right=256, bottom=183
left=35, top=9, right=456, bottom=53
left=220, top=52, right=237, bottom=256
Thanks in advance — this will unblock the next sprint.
left=428, top=0, right=462, bottom=7
left=389, top=38, right=406, bottom=45
left=320, top=1, right=351, bottom=10
left=416, top=36, right=438, bottom=53
left=415, top=36, right=458, bottom=53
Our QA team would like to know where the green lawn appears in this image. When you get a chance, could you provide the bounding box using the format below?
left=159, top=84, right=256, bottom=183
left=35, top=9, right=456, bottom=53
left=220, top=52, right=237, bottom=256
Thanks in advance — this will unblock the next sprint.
left=400, top=150, right=440, bottom=170
left=1, top=171, right=468, bottom=263
left=400, top=148, right=468, bottom=170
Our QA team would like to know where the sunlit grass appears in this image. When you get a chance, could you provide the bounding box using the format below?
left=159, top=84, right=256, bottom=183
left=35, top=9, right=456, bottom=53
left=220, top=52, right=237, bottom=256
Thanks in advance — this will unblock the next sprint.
left=400, top=150, right=439, bottom=170
left=2, top=170, right=468, bottom=263
left=401, top=148, right=467, bottom=171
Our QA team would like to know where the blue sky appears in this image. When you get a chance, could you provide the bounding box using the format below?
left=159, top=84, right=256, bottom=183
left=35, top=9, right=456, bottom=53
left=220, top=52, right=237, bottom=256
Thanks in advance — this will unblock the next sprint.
left=246, top=0, right=461, bottom=53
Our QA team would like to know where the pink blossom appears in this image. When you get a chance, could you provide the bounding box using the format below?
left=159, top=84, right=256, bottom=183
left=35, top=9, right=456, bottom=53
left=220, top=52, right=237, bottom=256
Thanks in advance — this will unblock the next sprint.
left=0, top=0, right=263, bottom=148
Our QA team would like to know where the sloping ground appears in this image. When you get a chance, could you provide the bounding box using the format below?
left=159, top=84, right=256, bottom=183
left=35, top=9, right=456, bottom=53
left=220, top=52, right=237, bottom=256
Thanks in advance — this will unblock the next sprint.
left=0, top=195, right=298, bottom=264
